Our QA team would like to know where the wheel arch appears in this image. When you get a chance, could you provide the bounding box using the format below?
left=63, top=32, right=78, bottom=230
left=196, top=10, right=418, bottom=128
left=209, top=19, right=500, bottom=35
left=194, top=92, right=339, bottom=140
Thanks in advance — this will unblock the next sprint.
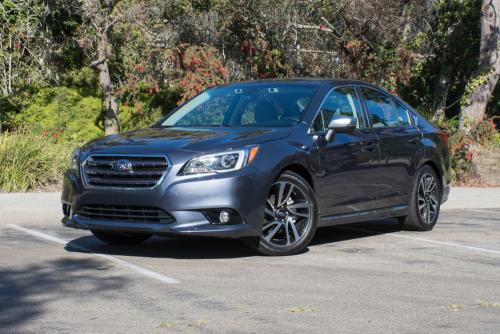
left=421, top=159, right=444, bottom=198
left=276, top=163, right=315, bottom=190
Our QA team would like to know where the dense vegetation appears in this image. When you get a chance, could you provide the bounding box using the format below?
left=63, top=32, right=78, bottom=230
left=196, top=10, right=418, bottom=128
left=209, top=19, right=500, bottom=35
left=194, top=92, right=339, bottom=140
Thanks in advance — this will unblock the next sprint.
left=0, top=0, right=499, bottom=191
left=0, top=129, right=70, bottom=192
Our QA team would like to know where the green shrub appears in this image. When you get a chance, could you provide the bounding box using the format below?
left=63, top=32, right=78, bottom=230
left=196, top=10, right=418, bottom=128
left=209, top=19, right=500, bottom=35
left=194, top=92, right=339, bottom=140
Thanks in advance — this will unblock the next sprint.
left=437, top=117, right=499, bottom=185
left=11, top=86, right=104, bottom=144
left=120, top=103, right=164, bottom=131
left=4, top=83, right=178, bottom=144
left=120, top=88, right=180, bottom=131
left=0, top=130, right=71, bottom=192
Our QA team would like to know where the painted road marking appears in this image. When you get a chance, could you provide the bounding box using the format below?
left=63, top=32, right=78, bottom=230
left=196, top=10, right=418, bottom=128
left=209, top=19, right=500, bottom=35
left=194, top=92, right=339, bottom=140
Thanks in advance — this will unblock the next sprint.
left=469, top=209, right=500, bottom=214
left=339, top=226, right=500, bottom=256
left=7, top=224, right=180, bottom=284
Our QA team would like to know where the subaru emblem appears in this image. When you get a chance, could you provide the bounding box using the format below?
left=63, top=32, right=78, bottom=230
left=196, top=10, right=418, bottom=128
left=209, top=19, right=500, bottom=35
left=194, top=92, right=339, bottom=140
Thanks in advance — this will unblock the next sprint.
left=111, top=159, right=132, bottom=173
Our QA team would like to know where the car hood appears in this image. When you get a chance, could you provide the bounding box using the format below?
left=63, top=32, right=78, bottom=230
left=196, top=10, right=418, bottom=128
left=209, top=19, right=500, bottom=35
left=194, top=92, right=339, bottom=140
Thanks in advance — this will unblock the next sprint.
left=81, top=126, right=292, bottom=164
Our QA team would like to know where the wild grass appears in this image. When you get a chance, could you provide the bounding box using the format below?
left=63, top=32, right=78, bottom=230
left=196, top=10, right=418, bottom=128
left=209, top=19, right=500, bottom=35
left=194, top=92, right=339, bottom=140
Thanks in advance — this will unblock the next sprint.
left=0, top=130, right=71, bottom=192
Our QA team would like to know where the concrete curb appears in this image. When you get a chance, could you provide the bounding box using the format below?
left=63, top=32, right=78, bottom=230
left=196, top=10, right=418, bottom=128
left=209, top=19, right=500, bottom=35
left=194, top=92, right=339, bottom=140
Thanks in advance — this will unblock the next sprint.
left=0, top=192, right=61, bottom=224
left=441, top=187, right=500, bottom=210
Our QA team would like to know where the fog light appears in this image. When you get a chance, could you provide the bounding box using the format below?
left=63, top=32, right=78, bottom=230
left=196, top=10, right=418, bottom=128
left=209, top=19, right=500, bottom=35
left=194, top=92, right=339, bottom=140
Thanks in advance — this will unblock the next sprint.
left=219, top=210, right=230, bottom=224
left=202, top=208, right=242, bottom=225
left=62, top=203, right=71, bottom=217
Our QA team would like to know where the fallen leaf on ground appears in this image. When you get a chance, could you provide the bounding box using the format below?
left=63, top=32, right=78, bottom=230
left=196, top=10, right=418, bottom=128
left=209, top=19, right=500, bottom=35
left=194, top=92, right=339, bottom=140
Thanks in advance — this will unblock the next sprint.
left=447, top=304, right=465, bottom=311
left=479, top=301, right=500, bottom=308
left=287, top=306, right=317, bottom=313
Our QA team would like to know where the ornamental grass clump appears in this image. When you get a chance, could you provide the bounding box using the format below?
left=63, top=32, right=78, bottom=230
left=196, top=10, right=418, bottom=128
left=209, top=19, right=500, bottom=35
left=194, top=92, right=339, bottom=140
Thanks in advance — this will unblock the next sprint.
left=0, top=130, right=70, bottom=192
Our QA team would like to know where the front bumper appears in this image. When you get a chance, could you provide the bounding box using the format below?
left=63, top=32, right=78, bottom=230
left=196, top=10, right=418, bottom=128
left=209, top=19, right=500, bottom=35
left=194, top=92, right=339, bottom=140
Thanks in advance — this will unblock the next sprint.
left=61, top=216, right=258, bottom=238
left=61, top=166, right=269, bottom=238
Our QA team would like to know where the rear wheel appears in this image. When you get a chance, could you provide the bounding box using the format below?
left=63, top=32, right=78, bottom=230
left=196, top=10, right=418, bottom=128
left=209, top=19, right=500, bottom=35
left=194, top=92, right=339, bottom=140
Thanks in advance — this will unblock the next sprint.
left=245, top=171, right=318, bottom=256
left=399, top=165, right=441, bottom=231
left=91, top=230, right=151, bottom=245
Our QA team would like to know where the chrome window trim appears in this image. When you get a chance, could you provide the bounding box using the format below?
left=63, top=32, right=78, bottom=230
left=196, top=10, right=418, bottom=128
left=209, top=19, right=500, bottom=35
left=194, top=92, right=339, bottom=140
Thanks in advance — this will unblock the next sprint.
left=80, top=153, right=171, bottom=191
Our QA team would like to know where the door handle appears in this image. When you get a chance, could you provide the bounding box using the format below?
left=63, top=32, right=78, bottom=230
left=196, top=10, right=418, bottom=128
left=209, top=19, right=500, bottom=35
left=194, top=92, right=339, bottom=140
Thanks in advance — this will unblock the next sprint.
left=364, top=142, right=377, bottom=151
left=409, top=137, right=420, bottom=144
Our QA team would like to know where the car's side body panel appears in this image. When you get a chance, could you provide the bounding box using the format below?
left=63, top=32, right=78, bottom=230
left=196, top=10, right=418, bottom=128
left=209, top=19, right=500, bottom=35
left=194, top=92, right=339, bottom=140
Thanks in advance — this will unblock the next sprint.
left=309, top=81, right=449, bottom=226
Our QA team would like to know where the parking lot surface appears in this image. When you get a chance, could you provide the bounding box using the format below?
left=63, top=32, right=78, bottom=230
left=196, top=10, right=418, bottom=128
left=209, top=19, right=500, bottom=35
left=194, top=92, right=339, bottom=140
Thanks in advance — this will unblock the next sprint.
left=0, top=193, right=499, bottom=333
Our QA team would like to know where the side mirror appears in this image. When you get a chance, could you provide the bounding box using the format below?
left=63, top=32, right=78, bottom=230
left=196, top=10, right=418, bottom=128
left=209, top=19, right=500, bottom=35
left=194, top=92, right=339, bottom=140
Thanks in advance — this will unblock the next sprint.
left=325, top=115, right=357, bottom=141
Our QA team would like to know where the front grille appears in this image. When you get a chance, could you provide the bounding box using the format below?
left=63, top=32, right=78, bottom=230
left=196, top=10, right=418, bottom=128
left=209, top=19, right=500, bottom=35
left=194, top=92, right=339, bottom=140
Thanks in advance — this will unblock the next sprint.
left=82, top=155, right=168, bottom=188
left=77, top=205, right=175, bottom=224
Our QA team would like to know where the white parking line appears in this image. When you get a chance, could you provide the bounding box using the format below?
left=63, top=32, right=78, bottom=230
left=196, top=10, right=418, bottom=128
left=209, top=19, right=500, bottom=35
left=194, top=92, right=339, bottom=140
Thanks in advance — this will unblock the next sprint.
left=339, top=226, right=500, bottom=256
left=7, top=224, right=180, bottom=284
left=468, top=209, right=500, bottom=214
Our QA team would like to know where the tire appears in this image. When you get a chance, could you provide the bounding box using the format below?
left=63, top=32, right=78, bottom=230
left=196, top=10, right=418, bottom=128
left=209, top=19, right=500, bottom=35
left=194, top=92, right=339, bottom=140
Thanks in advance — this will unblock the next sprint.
left=244, top=171, right=318, bottom=256
left=399, top=165, right=441, bottom=231
left=91, top=230, right=151, bottom=245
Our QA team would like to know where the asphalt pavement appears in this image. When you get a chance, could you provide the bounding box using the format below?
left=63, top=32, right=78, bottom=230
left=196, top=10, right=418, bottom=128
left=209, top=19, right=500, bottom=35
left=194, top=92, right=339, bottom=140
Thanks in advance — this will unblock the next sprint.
left=0, top=188, right=499, bottom=333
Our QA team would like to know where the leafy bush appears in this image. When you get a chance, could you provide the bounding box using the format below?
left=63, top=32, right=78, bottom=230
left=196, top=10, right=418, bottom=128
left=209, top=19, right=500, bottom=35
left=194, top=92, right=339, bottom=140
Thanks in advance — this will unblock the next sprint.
left=119, top=85, right=180, bottom=132
left=172, top=44, right=228, bottom=104
left=11, top=86, right=104, bottom=144
left=0, top=130, right=71, bottom=192
left=437, top=117, right=499, bottom=184
left=1, top=81, right=179, bottom=147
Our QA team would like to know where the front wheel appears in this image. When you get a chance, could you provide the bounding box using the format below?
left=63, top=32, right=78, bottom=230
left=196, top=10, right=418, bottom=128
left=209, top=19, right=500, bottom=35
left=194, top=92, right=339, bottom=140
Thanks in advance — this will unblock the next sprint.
left=244, top=171, right=318, bottom=256
left=91, top=230, right=151, bottom=245
left=399, top=165, right=441, bottom=231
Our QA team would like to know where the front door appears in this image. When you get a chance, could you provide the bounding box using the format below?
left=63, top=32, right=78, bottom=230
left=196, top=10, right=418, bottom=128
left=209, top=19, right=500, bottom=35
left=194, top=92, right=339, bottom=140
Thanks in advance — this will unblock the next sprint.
left=312, top=86, right=380, bottom=216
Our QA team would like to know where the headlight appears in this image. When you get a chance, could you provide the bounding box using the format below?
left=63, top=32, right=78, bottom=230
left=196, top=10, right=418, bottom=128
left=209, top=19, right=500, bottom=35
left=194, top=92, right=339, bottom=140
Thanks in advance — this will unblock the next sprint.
left=70, top=148, right=81, bottom=172
left=182, top=146, right=259, bottom=175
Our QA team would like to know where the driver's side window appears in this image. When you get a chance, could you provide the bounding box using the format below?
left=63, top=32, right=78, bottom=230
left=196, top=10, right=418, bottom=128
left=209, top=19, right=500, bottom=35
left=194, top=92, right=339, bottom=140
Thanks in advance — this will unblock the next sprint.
left=312, top=87, right=362, bottom=132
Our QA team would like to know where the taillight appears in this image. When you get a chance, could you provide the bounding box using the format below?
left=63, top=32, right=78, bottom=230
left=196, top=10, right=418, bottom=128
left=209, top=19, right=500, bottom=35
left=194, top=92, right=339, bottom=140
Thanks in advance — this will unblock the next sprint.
left=439, top=131, right=449, bottom=146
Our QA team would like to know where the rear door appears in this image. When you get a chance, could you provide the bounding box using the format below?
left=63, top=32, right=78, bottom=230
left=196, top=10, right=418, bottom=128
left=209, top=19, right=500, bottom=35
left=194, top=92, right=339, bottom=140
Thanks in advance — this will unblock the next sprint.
left=359, top=86, right=424, bottom=208
left=312, top=86, right=381, bottom=216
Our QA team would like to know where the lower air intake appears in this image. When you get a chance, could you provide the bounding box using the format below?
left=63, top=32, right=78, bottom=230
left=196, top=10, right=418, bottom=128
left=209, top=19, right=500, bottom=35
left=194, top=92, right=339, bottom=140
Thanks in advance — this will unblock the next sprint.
left=77, top=204, right=174, bottom=224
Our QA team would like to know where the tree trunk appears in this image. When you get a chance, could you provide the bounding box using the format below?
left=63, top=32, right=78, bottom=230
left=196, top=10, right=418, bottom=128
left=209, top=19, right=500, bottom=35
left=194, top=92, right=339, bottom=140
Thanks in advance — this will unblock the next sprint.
left=95, top=29, right=119, bottom=135
left=459, top=0, right=500, bottom=129
left=99, top=62, right=120, bottom=135
left=8, top=32, right=13, bottom=95
left=434, top=66, right=452, bottom=111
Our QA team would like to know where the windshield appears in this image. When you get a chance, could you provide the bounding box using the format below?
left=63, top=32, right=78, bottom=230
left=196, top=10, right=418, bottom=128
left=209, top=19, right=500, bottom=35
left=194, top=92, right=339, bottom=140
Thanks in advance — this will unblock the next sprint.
left=161, top=85, right=318, bottom=128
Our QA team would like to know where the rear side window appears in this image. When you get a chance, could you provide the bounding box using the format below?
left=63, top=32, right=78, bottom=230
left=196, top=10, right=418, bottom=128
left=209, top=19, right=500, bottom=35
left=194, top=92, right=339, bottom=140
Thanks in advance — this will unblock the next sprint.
left=312, top=87, right=363, bottom=132
left=393, top=102, right=412, bottom=127
left=361, top=88, right=411, bottom=128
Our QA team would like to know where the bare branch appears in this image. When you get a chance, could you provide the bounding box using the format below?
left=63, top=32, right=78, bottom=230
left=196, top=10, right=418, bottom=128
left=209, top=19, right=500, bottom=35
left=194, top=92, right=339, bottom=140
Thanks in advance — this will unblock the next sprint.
left=320, top=16, right=343, bottom=39
left=90, top=57, right=107, bottom=67
left=102, top=17, right=119, bottom=33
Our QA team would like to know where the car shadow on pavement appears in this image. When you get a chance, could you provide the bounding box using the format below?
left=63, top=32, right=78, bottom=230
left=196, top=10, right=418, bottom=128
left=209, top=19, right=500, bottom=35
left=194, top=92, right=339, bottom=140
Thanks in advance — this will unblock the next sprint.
left=0, top=258, right=129, bottom=333
left=65, top=235, right=256, bottom=259
left=311, top=218, right=402, bottom=246
left=64, top=219, right=402, bottom=259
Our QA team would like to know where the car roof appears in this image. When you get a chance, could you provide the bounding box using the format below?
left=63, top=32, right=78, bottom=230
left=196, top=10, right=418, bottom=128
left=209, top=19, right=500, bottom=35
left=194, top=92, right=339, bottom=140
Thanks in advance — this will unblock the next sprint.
left=217, top=78, right=382, bottom=89
left=215, top=78, right=417, bottom=113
